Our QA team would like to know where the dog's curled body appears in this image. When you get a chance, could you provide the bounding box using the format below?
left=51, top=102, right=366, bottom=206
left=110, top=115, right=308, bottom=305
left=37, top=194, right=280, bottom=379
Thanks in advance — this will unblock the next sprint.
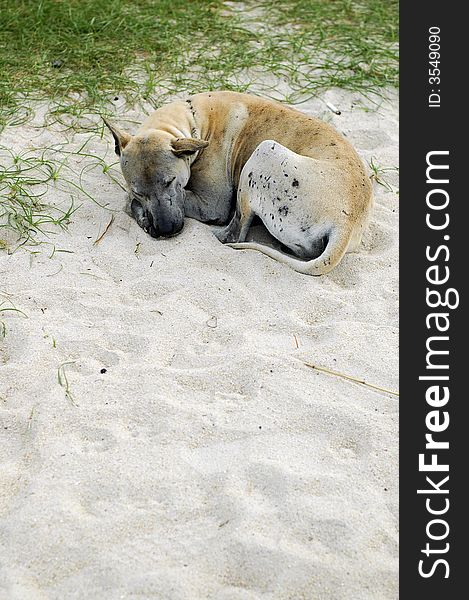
left=224, top=139, right=369, bottom=275
left=105, top=91, right=372, bottom=274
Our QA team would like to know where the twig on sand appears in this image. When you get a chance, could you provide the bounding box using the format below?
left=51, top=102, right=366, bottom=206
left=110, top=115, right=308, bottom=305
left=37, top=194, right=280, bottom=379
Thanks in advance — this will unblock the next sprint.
left=93, top=215, right=115, bottom=246
left=302, top=360, right=399, bottom=397
left=293, top=334, right=300, bottom=349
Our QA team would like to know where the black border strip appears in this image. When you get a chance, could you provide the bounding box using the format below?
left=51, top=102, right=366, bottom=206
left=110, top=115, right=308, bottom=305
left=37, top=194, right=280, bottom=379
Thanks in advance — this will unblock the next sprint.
left=400, top=1, right=465, bottom=594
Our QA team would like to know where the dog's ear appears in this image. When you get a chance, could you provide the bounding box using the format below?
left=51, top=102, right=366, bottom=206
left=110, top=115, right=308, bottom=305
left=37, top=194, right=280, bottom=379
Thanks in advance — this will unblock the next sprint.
left=102, top=117, right=132, bottom=156
left=171, top=138, right=209, bottom=157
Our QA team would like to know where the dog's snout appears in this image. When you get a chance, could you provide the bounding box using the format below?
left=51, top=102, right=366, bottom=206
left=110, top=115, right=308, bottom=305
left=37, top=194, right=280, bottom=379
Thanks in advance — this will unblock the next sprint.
left=171, top=220, right=184, bottom=235
left=153, top=220, right=184, bottom=238
left=142, top=210, right=184, bottom=238
left=131, top=192, right=185, bottom=238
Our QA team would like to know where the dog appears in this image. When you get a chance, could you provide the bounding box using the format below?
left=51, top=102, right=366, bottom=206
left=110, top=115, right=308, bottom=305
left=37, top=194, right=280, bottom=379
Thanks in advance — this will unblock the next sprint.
left=103, top=91, right=372, bottom=275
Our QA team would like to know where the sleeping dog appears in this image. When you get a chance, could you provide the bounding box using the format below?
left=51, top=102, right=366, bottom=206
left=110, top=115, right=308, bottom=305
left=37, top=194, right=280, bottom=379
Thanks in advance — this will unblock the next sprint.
left=103, top=91, right=372, bottom=275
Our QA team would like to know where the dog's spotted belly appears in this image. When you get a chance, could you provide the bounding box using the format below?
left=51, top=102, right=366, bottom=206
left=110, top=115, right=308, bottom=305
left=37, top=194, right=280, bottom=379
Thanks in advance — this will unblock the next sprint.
left=239, top=140, right=332, bottom=259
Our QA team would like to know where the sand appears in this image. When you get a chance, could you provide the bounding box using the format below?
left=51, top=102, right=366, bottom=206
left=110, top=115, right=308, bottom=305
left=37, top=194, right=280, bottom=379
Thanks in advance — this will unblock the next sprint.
left=0, top=88, right=398, bottom=599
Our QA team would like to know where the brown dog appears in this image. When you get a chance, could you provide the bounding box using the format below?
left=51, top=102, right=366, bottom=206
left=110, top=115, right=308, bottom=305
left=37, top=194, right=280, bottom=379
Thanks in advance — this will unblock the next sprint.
left=104, top=91, right=372, bottom=274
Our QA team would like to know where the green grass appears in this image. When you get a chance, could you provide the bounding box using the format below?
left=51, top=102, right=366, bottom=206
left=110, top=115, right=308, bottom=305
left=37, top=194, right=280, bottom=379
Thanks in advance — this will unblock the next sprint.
left=0, top=299, right=27, bottom=338
left=0, top=135, right=127, bottom=246
left=368, top=156, right=399, bottom=193
left=0, top=0, right=398, bottom=241
left=0, top=0, right=255, bottom=130
left=0, top=0, right=398, bottom=131
left=57, top=361, right=77, bottom=406
left=261, top=0, right=398, bottom=100
left=0, top=145, right=77, bottom=242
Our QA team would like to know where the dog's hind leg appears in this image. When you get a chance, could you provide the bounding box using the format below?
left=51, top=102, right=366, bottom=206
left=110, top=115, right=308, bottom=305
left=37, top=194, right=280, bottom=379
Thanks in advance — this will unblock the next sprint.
left=214, top=188, right=254, bottom=243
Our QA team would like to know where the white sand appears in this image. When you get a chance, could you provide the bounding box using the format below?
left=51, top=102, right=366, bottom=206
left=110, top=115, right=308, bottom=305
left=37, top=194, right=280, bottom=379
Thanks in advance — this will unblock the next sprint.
left=0, top=89, right=398, bottom=599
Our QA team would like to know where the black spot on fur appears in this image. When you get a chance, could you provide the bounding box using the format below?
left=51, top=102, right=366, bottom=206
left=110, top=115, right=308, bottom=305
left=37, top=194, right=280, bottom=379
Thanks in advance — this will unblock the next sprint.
left=186, top=98, right=197, bottom=122
left=292, top=179, right=299, bottom=187
left=278, top=205, right=289, bottom=216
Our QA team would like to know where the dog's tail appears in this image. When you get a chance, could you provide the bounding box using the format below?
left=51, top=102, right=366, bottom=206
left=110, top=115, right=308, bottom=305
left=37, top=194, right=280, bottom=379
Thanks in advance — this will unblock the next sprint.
left=226, top=225, right=353, bottom=276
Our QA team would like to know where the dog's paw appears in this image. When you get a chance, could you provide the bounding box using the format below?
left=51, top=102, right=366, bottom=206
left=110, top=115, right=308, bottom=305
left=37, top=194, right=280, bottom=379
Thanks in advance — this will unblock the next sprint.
left=214, top=226, right=238, bottom=244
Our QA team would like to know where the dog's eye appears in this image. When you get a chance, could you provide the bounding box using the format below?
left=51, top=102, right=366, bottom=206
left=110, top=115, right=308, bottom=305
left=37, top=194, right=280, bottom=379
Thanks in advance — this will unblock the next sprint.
left=163, top=177, right=176, bottom=187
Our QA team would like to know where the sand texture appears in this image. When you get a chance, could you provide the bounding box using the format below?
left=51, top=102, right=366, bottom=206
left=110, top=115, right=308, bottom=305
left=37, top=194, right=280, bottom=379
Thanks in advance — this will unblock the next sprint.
left=0, top=89, right=398, bottom=599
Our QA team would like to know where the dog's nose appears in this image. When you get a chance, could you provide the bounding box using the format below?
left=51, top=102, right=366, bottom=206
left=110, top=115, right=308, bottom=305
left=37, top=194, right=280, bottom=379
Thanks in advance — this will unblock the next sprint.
left=154, top=222, right=172, bottom=237
left=144, top=208, right=184, bottom=238
left=155, top=221, right=184, bottom=238
left=147, top=221, right=184, bottom=238
left=172, top=221, right=184, bottom=235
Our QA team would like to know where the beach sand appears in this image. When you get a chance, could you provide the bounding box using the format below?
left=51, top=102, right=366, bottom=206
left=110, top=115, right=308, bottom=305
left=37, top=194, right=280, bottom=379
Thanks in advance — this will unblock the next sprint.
left=0, top=89, right=398, bottom=599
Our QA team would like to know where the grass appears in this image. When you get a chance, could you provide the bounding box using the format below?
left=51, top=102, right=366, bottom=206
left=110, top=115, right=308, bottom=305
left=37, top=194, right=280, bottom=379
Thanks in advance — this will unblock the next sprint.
left=368, top=156, right=399, bottom=193
left=0, top=146, right=78, bottom=243
left=57, top=361, right=77, bottom=406
left=0, top=0, right=254, bottom=130
left=261, top=0, right=398, bottom=99
left=0, top=0, right=398, bottom=131
left=0, top=0, right=398, bottom=241
left=0, top=136, right=125, bottom=246
left=0, top=299, right=27, bottom=338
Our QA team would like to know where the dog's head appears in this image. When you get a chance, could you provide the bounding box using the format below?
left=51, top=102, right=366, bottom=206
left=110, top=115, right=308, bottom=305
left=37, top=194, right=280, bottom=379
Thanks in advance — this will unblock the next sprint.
left=103, top=118, right=208, bottom=238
